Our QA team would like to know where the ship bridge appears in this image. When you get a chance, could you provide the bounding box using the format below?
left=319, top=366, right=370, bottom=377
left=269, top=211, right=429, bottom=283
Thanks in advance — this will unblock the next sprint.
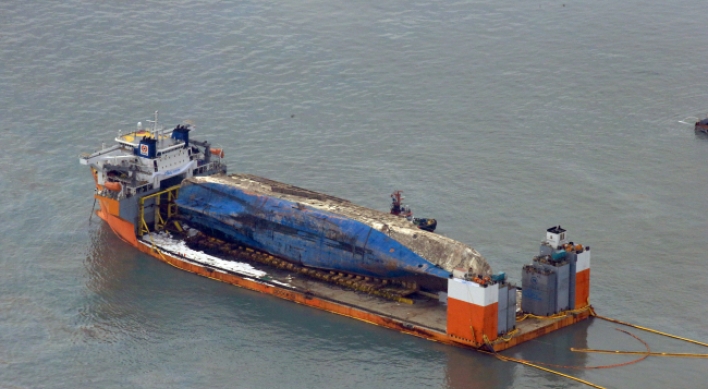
left=79, top=112, right=226, bottom=200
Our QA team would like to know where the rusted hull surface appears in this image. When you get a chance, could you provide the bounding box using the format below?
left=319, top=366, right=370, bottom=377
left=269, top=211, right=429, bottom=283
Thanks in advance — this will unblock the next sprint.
left=176, top=174, right=491, bottom=282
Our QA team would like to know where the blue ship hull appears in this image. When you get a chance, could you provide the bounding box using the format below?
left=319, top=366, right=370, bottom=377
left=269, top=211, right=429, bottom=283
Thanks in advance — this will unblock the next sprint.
left=176, top=177, right=453, bottom=282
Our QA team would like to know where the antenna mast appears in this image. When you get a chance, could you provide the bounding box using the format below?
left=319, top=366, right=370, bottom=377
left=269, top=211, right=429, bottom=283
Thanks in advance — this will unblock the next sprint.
left=146, top=110, right=160, bottom=145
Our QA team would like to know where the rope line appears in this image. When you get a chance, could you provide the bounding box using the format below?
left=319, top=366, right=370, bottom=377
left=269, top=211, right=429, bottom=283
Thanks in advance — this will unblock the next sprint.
left=571, top=349, right=708, bottom=358
left=494, top=355, right=608, bottom=389
left=474, top=327, right=650, bottom=389
left=473, top=348, right=609, bottom=389
left=497, top=328, right=650, bottom=371
left=592, top=314, right=708, bottom=348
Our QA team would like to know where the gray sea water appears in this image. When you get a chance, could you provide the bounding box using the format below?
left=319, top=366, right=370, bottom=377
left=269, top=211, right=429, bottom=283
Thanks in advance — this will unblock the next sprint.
left=1, top=1, right=707, bottom=388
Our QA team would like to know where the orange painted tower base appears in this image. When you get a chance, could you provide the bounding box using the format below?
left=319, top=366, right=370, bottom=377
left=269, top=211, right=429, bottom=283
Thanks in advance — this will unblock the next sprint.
left=447, top=278, right=499, bottom=345
left=575, top=249, right=591, bottom=308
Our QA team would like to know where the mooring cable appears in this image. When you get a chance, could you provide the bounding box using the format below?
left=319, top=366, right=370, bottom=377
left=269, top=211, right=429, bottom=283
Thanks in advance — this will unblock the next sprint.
left=474, top=327, right=651, bottom=389
left=498, top=328, right=650, bottom=371
left=592, top=314, right=708, bottom=348
left=571, top=349, right=708, bottom=358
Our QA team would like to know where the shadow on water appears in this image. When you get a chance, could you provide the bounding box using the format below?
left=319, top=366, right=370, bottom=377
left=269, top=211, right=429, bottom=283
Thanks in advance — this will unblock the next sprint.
left=502, top=319, right=592, bottom=364
left=498, top=318, right=592, bottom=387
left=694, top=130, right=708, bottom=141
left=84, top=224, right=139, bottom=296
left=76, top=223, right=157, bottom=343
left=506, top=318, right=590, bottom=368
left=443, top=347, right=513, bottom=389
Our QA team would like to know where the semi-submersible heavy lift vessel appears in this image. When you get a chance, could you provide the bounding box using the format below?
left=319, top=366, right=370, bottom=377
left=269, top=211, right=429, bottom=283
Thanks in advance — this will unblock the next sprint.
left=80, top=113, right=593, bottom=353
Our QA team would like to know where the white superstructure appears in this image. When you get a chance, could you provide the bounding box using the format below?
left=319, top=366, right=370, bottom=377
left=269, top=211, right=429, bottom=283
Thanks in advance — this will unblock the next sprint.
left=79, top=111, right=226, bottom=199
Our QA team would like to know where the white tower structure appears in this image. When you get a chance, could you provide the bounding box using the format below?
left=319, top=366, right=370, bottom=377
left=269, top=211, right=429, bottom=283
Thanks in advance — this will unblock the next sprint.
left=544, top=225, right=567, bottom=249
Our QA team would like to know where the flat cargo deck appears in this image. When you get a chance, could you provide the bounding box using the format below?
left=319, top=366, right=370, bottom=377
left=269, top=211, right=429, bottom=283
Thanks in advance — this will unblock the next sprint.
left=138, top=232, right=590, bottom=352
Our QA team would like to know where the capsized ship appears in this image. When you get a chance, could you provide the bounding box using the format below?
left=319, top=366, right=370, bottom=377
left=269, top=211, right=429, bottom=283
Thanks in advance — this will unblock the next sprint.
left=80, top=113, right=593, bottom=353
left=176, top=174, right=489, bottom=291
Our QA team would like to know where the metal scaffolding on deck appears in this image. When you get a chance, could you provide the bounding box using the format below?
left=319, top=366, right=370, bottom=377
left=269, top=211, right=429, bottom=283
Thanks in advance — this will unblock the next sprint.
left=138, top=185, right=181, bottom=237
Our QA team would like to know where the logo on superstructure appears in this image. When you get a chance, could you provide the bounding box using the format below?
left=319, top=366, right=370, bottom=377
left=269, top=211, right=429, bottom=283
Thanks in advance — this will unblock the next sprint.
left=140, top=144, right=149, bottom=156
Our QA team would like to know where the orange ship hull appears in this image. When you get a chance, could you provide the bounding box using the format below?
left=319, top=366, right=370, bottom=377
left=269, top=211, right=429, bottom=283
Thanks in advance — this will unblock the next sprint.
left=95, top=194, right=138, bottom=246
left=135, top=240, right=590, bottom=352
left=94, top=192, right=590, bottom=352
left=96, top=195, right=590, bottom=351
